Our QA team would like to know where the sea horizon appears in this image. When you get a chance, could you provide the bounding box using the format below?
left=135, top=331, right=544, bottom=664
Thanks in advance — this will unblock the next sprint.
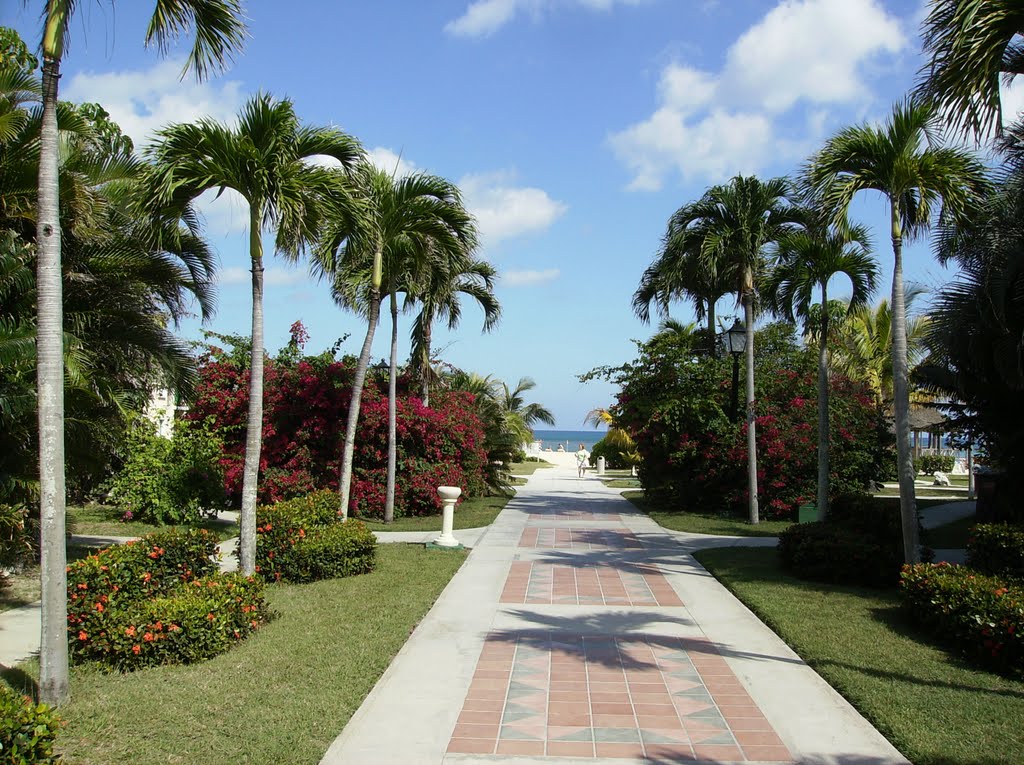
left=530, top=428, right=607, bottom=452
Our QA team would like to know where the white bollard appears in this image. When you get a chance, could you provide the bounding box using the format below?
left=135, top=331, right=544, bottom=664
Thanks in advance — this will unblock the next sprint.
left=597, top=456, right=606, bottom=475
left=433, top=485, right=462, bottom=547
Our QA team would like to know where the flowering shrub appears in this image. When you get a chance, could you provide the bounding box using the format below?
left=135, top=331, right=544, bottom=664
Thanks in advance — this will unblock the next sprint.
left=967, top=523, right=1024, bottom=582
left=0, top=684, right=60, bottom=764
left=608, top=323, right=888, bottom=519
left=185, top=331, right=488, bottom=518
left=901, top=563, right=1024, bottom=677
left=254, top=490, right=376, bottom=583
left=66, top=528, right=268, bottom=669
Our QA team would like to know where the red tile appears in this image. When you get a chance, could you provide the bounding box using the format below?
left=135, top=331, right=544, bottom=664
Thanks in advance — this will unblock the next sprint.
left=452, top=723, right=499, bottom=739
left=547, top=713, right=592, bottom=726
left=591, top=714, right=637, bottom=727
left=496, top=740, right=545, bottom=755
left=734, top=730, right=786, bottom=747
left=546, top=741, right=595, bottom=756
left=457, top=710, right=502, bottom=725
left=693, top=744, right=744, bottom=760
left=742, top=744, right=793, bottom=762
left=590, top=702, right=634, bottom=715
left=596, top=742, right=646, bottom=757
left=726, top=716, right=774, bottom=731
left=446, top=738, right=495, bottom=754
left=461, top=697, right=504, bottom=712
left=644, top=743, right=696, bottom=760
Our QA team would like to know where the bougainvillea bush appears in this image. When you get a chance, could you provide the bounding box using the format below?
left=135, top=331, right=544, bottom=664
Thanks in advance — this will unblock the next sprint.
left=599, top=323, right=889, bottom=520
left=184, top=327, right=489, bottom=518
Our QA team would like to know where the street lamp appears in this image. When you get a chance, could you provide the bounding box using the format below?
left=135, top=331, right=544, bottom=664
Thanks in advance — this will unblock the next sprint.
left=725, top=319, right=746, bottom=423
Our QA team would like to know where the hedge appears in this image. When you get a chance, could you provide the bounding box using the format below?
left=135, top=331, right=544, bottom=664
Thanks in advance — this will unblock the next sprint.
left=901, top=563, right=1024, bottom=677
left=0, top=685, right=60, bottom=764
left=967, top=523, right=1024, bottom=582
left=254, top=490, right=377, bottom=583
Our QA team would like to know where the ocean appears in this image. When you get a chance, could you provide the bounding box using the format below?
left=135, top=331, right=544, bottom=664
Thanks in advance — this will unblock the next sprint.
left=530, top=429, right=607, bottom=453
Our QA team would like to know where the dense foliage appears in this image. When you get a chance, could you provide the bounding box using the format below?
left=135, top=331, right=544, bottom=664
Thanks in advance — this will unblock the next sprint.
left=967, top=523, right=1024, bottom=582
left=66, top=528, right=268, bottom=670
left=185, top=332, right=489, bottom=518
left=0, top=684, right=60, bottom=765
left=108, top=419, right=225, bottom=524
left=598, top=323, right=889, bottom=519
left=253, top=490, right=376, bottom=582
left=901, top=563, right=1023, bottom=677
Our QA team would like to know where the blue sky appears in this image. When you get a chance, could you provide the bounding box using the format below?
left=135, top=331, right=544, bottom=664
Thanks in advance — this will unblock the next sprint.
left=6, top=1, right=1011, bottom=427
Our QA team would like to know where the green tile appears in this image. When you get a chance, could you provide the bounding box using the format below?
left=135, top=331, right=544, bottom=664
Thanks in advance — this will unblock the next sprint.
left=593, top=727, right=642, bottom=743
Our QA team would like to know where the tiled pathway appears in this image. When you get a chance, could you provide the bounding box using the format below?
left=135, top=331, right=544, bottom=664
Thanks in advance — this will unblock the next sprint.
left=321, top=458, right=911, bottom=765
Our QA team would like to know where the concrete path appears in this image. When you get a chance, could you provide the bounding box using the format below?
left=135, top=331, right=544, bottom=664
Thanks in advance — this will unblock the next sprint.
left=321, top=461, right=910, bottom=765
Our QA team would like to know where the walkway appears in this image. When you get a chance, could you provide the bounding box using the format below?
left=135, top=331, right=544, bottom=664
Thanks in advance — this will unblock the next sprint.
left=321, top=460, right=910, bottom=765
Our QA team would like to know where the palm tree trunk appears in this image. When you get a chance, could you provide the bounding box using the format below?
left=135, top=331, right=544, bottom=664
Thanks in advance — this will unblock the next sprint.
left=706, top=298, right=716, bottom=355
left=421, top=320, right=432, bottom=407
left=743, top=278, right=760, bottom=525
left=239, top=207, right=265, bottom=576
left=817, top=282, right=830, bottom=519
left=338, top=262, right=383, bottom=520
left=37, top=52, right=69, bottom=706
left=384, top=289, right=399, bottom=523
left=890, top=209, right=919, bottom=563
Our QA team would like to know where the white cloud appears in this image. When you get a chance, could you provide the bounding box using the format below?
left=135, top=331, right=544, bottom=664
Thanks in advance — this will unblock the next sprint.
left=460, top=171, right=568, bottom=245
left=366, top=146, right=419, bottom=177
left=445, top=0, right=648, bottom=38
left=503, top=268, right=560, bottom=286
left=63, top=57, right=244, bottom=149
left=609, top=0, right=907, bottom=189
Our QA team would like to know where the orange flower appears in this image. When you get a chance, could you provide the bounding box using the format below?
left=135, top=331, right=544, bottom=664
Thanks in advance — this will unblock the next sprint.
left=207, top=613, right=215, bottom=621
left=94, top=603, right=104, bottom=612
left=125, top=626, right=136, bottom=638
left=142, top=572, right=152, bottom=582
left=168, top=624, right=181, bottom=632
left=143, top=632, right=154, bottom=642
left=131, top=644, right=141, bottom=655
left=154, top=621, right=163, bottom=631
left=77, top=583, right=88, bottom=590
left=77, top=631, right=88, bottom=641
left=298, top=528, right=306, bottom=538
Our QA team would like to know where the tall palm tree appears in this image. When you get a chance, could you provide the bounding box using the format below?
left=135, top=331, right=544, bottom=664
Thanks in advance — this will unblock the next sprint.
left=320, top=166, right=473, bottom=522
left=917, top=0, right=1024, bottom=137
left=805, top=98, right=989, bottom=563
left=667, top=176, right=803, bottom=524
left=149, top=94, right=362, bottom=573
left=501, top=377, right=556, bottom=438
left=409, top=254, right=499, bottom=406
left=633, top=218, right=734, bottom=353
left=26, top=5, right=241, bottom=702
left=764, top=223, right=878, bottom=517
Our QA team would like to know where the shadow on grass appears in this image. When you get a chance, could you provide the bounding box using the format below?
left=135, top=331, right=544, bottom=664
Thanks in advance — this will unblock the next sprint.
left=0, top=662, right=39, bottom=700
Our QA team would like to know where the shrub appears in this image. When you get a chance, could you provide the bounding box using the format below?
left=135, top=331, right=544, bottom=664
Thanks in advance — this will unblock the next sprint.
left=967, top=523, right=1024, bottom=582
left=0, top=684, right=60, bottom=764
left=778, top=521, right=899, bottom=587
left=108, top=419, right=225, bottom=525
left=901, top=563, right=1024, bottom=677
left=915, top=453, right=955, bottom=474
left=0, top=504, right=34, bottom=571
left=254, top=490, right=377, bottom=583
left=590, top=437, right=629, bottom=470
left=78, top=574, right=269, bottom=670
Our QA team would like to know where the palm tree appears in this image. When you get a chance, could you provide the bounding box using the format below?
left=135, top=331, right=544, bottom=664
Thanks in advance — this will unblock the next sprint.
left=764, top=223, right=878, bottom=517
left=409, top=254, right=500, bottom=407
left=583, top=407, right=639, bottom=470
left=501, top=377, right=556, bottom=438
left=320, top=166, right=474, bottom=521
left=4, top=33, right=224, bottom=701
left=917, top=0, right=1024, bottom=136
left=149, top=94, right=362, bottom=573
left=634, top=216, right=736, bottom=354
left=667, top=176, right=803, bottom=524
left=831, top=293, right=931, bottom=407
left=805, top=98, right=989, bottom=563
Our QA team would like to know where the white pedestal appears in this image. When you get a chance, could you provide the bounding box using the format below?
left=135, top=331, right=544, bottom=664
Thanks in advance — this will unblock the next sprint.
left=433, top=485, right=462, bottom=547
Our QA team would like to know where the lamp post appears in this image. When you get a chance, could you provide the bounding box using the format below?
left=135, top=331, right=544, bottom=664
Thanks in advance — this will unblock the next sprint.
left=725, top=319, right=746, bottom=423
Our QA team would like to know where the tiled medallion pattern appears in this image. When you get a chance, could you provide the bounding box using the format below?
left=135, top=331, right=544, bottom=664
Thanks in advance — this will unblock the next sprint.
left=500, top=562, right=683, bottom=607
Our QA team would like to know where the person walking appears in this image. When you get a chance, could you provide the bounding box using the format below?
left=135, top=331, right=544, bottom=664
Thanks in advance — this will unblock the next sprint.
left=575, top=443, right=590, bottom=478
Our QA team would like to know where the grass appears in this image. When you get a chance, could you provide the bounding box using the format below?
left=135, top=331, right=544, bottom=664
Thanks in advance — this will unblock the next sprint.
left=506, top=461, right=553, bottom=476
left=694, top=546, right=1024, bottom=765
left=68, top=504, right=238, bottom=541
left=358, top=494, right=510, bottom=532
left=9, top=544, right=467, bottom=765
left=924, top=513, right=977, bottom=549
left=602, top=478, right=641, bottom=489
left=622, top=491, right=792, bottom=537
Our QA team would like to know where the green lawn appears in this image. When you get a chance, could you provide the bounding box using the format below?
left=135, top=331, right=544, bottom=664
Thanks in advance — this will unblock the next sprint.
left=694, top=547, right=1024, bottom=765
left=506, top=461, right=553, bottom=476
left=0, top=544, right=116, bottom=614
left=358, top=494, right=510, bottom=532
left=68, top=504, right=238, bottom=541
left=602, top=478, right=641, bottom=489
left=9, top=544, right=467, bottom=765
left=622, top=491, right=792, bottom=537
